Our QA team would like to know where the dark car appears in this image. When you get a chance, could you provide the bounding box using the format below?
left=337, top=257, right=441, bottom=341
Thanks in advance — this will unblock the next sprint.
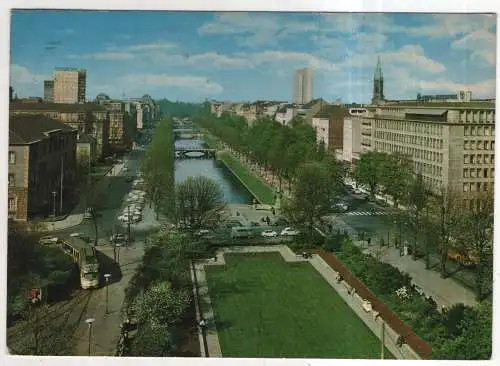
left=125, top=176, right=134, bottom=183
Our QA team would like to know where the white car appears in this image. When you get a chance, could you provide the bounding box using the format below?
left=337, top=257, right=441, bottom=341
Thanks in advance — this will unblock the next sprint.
left=280, top=227, right=300, bottom=236
left=39, top=236, right=59, bottom=245
left=195, top=229, right=211, bottom=237
left=70, top=232, right=83, bottom=237
left=261, top=230, right=278, bottom=237
left=110, top=233, right=126, bottom=243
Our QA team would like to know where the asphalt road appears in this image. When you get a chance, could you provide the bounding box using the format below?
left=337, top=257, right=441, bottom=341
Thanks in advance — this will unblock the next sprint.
left=55, top=148, right=159, bottom=246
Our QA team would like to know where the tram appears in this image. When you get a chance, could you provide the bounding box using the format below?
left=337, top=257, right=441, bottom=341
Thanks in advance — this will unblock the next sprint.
left=61, top=238, right=100, bottom=289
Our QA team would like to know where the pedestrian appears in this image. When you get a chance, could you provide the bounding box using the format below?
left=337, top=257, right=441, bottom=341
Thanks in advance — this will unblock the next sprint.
left=113, top=246, right=117, bottom=262
left=367, top=237, right=371, bottom=246
left=272, top=207, right=275, bottom=215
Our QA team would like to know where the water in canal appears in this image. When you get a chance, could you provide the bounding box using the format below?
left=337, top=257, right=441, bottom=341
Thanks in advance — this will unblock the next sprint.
left=175, top=139, right=251, bottom=204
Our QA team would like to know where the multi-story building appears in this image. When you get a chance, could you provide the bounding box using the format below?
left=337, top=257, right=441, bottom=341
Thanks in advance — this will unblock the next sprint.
left=8, top=114, right=78, bottom=221
left=53, top=67, right=87, bottom=104
left=293, top=68, right=313, bottom=105
left=43, top=80, right=54, bottom=102
left=359, top=101, right=495, bottom=208
left=275, top=104, right=297, bottom=125
left=295, top=98, right=328, bottom=125
left=342, top=108, right=368, bottom=163
left=10, top=101, right=110, bottom=159
left=357, top=58, right=495, bottom=208
left=100, top=100, right=136, bottom=150
left=311, top=105, right=346, bottom=154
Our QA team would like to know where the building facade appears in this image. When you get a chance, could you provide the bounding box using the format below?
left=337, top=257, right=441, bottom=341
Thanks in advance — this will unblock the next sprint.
left=342, top=108, right=367, bottom=162
left=312, top=105, right=346, bottom=154
left=293, top=68, right=313, bottom=105
left=358, top=102, right=495, bottom=208
left=9, top=114, right=78, bottom=221
left=10, top=101, right=110, bottom=159
left=53, top=67, right=87, bottom=104
left=43, top=80, right=54, bottom=102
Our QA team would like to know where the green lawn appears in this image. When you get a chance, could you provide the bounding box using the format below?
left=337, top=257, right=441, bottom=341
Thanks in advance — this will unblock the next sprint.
left=217, top=152, right=275, bottom=205
left=205, top=252, right=393, bottom=358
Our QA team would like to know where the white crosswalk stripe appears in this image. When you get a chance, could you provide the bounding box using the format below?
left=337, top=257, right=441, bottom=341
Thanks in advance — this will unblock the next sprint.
left=343, top=211, right=387, bottom=216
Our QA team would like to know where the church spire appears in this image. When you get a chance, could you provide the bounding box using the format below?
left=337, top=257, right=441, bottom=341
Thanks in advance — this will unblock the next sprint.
left=374, top=55, right=383, bottom=80
left=372, top=56, right=385, bottom=105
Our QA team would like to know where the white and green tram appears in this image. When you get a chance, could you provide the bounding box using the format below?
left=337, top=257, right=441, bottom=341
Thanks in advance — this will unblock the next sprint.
left=61, top=238, right=100, bottom=289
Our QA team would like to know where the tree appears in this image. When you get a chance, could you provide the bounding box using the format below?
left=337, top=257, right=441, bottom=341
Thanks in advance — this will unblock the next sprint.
left=433, top=300, right=492, bottom=359
left=405, top=172, right=432, bottom=261
left=458, top=192, right=493, bottom=300
left=354, top=151, right=385, bottom=198
left=285, top=161, right=342, bottom=240
left=380, top=153, right=412, bottom=207
left=132, top=281, right=191, bottom=329
left=428, top=188, right=465, bottom=278
left=173, top=176, right=226, bottom=231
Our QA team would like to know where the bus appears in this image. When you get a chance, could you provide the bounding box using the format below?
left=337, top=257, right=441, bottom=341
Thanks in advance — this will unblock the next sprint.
left=61, top=238, right=100, bottom=289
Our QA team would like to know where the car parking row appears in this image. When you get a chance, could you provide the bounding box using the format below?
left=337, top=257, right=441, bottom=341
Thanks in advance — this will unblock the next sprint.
left=118, top=176, right=146, bottom=224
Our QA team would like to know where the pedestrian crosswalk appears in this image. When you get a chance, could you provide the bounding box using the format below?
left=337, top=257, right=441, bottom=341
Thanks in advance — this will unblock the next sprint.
left=343, top=210, right=387, bottom=216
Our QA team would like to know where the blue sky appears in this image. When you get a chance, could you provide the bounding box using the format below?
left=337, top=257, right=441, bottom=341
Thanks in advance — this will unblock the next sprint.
left=10, top=11, right=496, bottom=103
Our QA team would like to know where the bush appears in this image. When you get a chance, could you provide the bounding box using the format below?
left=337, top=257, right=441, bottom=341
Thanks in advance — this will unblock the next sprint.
left=323, top=233, right=347, bottom=252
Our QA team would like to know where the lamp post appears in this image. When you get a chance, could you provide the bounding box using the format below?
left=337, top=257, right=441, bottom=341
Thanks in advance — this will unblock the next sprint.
left=115, top=243, right=121, bottom=265
left=127, top=205, right=132, bottom=245
left=85, top=318, right=95, bottom=356
left=104, top=273, right=111, bottom=314
left=51, top=191, right=57, bottom=217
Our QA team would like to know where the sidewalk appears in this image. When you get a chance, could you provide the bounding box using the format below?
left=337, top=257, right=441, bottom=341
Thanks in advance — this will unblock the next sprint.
left=43, top=162, right=125, bottom=232
left=217, top=140, right=478, bottom=309
left=322, top=215, right=477, bottom=308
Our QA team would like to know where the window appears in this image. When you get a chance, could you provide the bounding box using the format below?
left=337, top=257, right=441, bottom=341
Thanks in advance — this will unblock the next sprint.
left=8, top=174, right=15, bottom=186
left=470, top=169, right=476, bottom=178
left=484, top=168, right=488, bottom=178
left=464, top=154, right=469, bottom=164
left=8, top=151, right=16, bottom=164
left=463, top=169, right=469, bottom=178
left=8, top=197, right=16, bottom=211
left=464, top=140, right=469, bottom=150
left=463, top=183, right=469, bottom=192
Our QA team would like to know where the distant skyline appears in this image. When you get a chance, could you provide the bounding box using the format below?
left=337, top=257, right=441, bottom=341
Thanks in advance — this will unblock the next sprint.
left=10, top=11, right=496, bottom=103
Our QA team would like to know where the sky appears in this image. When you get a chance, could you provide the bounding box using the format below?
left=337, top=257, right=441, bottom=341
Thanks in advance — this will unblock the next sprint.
left=9, top=11, right=497, bottom=104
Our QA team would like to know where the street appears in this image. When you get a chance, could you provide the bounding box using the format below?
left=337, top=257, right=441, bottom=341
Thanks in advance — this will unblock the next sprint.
left=7, top=145, right=163, bottom=356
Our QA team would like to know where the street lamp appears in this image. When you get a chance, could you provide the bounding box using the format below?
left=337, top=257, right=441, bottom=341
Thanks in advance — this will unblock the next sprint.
left=51, top=191, right=57, bottom=217
left=115, top=243, right=121, bottom=265
left=85, top=318, right=95, bottom=356
left=104, top=273, right=111, bottom=314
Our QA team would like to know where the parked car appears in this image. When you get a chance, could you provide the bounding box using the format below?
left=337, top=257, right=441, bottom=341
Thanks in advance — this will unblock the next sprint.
left=280, top=227, right=300, bottom=236
left=39, top=236, right=59, bottom=245
left=195, top=229, right=211, bottom=237
left=125, top=176, right=133, bottom=183
left=110, top=233, right=126, bottom=243
left=261, top=230, right=277, bottom=238
left=230, top=227, right=254, bottom=239
left=332, top=201, right=349, bottom=213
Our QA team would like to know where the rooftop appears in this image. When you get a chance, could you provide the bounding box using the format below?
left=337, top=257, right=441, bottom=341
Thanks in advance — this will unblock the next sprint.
left=303, top=98, right=326, bottom=109
left=313, top=105, right=345, bottom=118
left=9, top=114, right=76, bottom=145
left=10, top=101, right=107, bottom=113
left=383, top=100, right=495, bottom=109
left=55, top=67, right=86, bottom=73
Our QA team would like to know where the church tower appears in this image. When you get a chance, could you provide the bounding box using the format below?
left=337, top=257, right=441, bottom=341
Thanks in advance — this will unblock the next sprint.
left=372, top=56, right=385, bottom=105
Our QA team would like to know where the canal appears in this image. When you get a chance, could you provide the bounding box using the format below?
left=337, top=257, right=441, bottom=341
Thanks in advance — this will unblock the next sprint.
left=175, top=139, right=251, bottom=204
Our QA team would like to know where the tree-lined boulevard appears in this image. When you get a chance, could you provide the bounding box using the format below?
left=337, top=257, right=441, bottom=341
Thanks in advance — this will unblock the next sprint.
left=6, top=109, right=493, bottom=360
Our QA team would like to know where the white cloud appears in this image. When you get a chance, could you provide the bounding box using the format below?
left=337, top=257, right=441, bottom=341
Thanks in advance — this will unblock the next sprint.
left=120, top=73, right=224, bottom=94
left=67, top=41, right=177, bottom=61
left=343, top=44, right=446, bottom=73
left=10, top=64, right=49, bottom=84
left=247, top=51, right=339, bottom=71
left=407, top=14, right=496, bottom=39
left=125, top=42, right=176, bottom=51
left=451, top=30, right=496, bottom=66
left=353, top=33, right=388, bottom=53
